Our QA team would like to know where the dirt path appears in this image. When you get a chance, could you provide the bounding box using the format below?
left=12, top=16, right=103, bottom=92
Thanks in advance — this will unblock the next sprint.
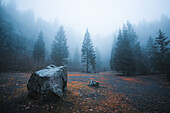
left=0, top=72, right=170, bottom=113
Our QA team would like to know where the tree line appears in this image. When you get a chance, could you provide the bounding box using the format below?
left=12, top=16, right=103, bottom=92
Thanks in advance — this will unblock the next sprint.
left=32, top=27, right=96, bottom=73
left=0, top=1, right=169, bottom=75
left=110, top=21, right=170, bottom=78
left=0, top=2, right=96, bottom=72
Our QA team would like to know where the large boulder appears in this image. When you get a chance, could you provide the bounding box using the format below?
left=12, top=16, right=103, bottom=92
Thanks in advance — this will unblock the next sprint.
left=27, top=64, right=67, bottom=99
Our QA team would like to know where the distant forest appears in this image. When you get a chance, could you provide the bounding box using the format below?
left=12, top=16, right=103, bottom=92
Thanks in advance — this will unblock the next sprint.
left=0, top=1, right=169, bottom=77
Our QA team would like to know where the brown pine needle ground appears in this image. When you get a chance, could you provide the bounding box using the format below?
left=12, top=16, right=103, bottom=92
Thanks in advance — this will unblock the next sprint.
left=0, top=72, right=170, bottom=113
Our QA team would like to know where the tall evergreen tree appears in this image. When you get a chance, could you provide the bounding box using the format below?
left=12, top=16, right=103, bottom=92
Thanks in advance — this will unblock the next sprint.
left=126, top=21, right=139, bottom=73
left=51, top=26, right=69, bottom=66
left=126, top=20, right=137, bottom=47
left=112, top=22, right=142, bottom=75
left=111, top=29, right=122, bottom=71
left=146, top=35, right=157, bottom=73
left=126, top=21, right=147, bottom=74
left=110, top=34, right=117, bottom=70
left=153, top=30, right=170, bottom=74
left=121, top=24, right=135, bottom=75
left=134, top=42, right=148, bottom=74
left=81, top=29, right=96, bottom=72
left=33, top=31, right=45, bottom=64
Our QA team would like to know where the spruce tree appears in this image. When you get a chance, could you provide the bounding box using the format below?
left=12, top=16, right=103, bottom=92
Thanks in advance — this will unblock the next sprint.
left=126, top=20, right=137, bottom=47
left=146, top=35, right=157, bottom=73
left=126, top=21, right=146, bottom=74
left=113, top=23, right=139, bottom=75
left=153, top=30, right=170, bottom=74
left=135, top=42, right=148, bottom=74
left=33, top=31, right=45, bottom=64
left=0, top=4, right=25, bottom=71
left=51, top=26, right=69, bottom=66
left=112, top=29, right=123, bottom=71
left=110, top=35, right=116, bottom=70
left=81, top=29, right=96, bottom=72
left=126, top=21, right=139, bottom=73
left=121, top=25, right=135, bottom=75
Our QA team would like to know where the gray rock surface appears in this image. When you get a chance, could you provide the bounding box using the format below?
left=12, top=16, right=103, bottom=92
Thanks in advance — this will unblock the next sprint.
left=27, top=64, right=67, bottom=99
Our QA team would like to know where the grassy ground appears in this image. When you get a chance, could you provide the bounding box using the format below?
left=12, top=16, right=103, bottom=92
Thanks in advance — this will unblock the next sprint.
left=0, top=72, right=170, bottom=113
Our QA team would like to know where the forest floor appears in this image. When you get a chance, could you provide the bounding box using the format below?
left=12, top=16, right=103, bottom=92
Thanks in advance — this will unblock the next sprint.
left=0, top=72, right=170, bottom=113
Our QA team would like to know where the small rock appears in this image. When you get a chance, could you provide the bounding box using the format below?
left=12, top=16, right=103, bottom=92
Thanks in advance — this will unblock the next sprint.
left=51, top=106, right=53, bottom=109
left=25, top=106, right=30, bottom=109
left=45, top=105, right=49, bottom=108
left=89, top=109, right=94, bottom=111
left=88, top=80, right=99, bottom=87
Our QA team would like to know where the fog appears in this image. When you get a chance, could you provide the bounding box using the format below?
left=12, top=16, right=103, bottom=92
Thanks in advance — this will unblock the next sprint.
left=15, top=0, right=170, bottom=36
left=0, top=0, right=170, bottom=71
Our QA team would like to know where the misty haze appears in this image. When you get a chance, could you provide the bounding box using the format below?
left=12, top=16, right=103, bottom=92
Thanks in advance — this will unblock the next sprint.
left=0, top=0, right=170, bottom=113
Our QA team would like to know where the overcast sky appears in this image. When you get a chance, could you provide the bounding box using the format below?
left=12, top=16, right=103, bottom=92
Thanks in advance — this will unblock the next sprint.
left=14, top=0, right=170, bottom=36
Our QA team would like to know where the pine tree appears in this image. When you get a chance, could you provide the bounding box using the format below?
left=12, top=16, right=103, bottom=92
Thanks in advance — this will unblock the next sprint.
left=126, top=21, right=139, bottom=73
left=146, top=35, right=157, bottom=73
left=126, top=20, right=137, bottom=47
left=81, top=29, right=96, bottom=72
left=0, top=3, right=26, bottom=71
left=112, top=29, right=122, bottom=71
left=110, top=48, right=114, bottom=70
left=51, top=26, right=69, bottom=66
left=109, top=35, right=116, bottom=70
left=121, top=25, right=135, bottom=75
left=113, top=23, right=137, bottom=75
left=126, top=21, right=147, bottom=74
left=146, top=36, right=154, bottom=59
left=33, top=31, right=45, bottom=65
left=135, top=42, right=148, bottom=74
left=153, top=30, right=170, bottom=74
